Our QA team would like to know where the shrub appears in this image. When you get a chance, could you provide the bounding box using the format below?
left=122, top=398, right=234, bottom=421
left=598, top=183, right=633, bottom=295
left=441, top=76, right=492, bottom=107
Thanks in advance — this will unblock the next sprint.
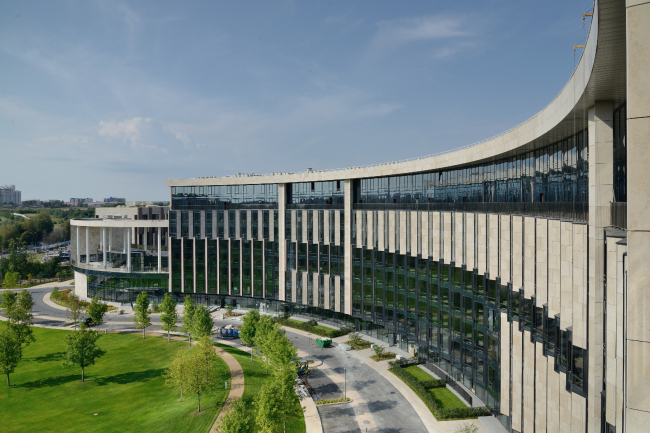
left=372, top=344, right=385, bottom=357
left=51, top=287, right=60, bottom=300
left=388, top=362, right=492, bottom=420
left=420, top=379, right=447, bottom=389
left=370, top=351, right=396, bottom=362
left=455, top=423, right=479, bottom=433
left=345, top=333, right=371, bottom=350
left=275, top=318, right=352, bottom=338
left=315, top=397, right=351, bottom=405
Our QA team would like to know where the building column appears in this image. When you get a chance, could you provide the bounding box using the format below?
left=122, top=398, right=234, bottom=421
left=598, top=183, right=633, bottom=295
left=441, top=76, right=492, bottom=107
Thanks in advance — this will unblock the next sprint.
left=625, top=2, right=650, bottom=431
left=127, top=228, right=131, bottom=272
left=157, top=228, right=162, bottom=273
left=108, top=227, right=112, bottom=253
left=143, top=227, right=147, bottom=254
left=587, top=100, right=614, bottom=433
left=85, top=226, right=89, bottom=264
left=76, top=226, right=80, bottom=264
left=102, top=227, right=106, bottom=268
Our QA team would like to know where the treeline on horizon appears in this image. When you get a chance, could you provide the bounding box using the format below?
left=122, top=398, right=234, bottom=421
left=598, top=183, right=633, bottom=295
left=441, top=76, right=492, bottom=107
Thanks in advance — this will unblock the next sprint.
left=0, top=208, right=94, bottom=252
left=0, top=252, right=67, bottom=282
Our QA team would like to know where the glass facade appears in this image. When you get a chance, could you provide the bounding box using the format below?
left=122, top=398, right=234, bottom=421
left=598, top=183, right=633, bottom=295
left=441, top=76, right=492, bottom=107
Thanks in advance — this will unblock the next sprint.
left=172, top=184, right=278, bottom=210
left=354, top=129, right=588, bottom=206
left=288, top=181, right=344, bottom=207
left=613, top=104, right=627, bottom=202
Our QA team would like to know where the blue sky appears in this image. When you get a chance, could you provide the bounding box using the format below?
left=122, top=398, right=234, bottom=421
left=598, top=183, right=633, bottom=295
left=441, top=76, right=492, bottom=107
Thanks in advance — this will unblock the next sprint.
left=0, top=0, right=594, bottom=201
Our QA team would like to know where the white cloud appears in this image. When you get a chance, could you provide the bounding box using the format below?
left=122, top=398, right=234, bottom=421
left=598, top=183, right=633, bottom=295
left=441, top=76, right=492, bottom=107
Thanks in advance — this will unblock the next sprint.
left=98, top=117, right=191, bottom=153
left=368, top=14, right=472, bottom=60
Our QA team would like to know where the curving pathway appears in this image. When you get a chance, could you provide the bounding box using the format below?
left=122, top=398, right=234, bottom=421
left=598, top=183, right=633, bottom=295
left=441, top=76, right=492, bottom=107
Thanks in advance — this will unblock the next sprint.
left=209, top=346, right=245, bottom=432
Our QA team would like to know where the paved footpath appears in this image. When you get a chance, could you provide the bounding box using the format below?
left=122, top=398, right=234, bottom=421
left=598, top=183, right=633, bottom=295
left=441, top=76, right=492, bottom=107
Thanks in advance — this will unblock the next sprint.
left=209, top=345, right=244, bottom=432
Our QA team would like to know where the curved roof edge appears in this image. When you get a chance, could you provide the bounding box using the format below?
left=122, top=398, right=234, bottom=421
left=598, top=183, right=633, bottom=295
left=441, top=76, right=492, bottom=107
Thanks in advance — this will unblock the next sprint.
left=168, top=0, right=626, bottom=187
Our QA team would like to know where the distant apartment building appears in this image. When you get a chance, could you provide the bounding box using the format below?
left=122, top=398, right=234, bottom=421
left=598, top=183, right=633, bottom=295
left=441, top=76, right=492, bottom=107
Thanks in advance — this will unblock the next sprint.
left=0, top=185, right=21, bottom=204
left=70, top=198, right=93, bottom=204
left=104, top=197, right=126, bottom=203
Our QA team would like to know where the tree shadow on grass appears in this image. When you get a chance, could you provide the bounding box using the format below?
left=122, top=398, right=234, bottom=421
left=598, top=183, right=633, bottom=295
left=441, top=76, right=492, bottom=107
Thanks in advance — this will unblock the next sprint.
left=94, top=368, right=166, bottom=386
left=30, top=351, right=65, bottom=363
left=17, top=374, right=79, bottom=390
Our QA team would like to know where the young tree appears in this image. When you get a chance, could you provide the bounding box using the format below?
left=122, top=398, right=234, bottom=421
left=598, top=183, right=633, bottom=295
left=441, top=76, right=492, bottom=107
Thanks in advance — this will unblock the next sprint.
left=160, top=293, right=178, bottom=342
left=217, top=398, right=253, bottom=433
left=239, top=309, right=260, bottom=347
left=255, top=367, right=301, bottom=433
left=3, top=271, right=20, bottom=288
left=86, top=296, right=109, bottom=326
left=165, top=349, right=189, bottom=401
left=0, top=327, right=21, bottom=387
left=133, top=292, right=152, bottom=339
left=8, top=290, right=36, bottom=359
left=181, top=295, right=196, bottom=346
left=65, top=293, right=84, bottom=329
left=254, top=314, right=276, bottom=348
left=192, top=305, right=214, bottom=339
left=63, top=326, right=105, bottom=382
left=257, top=325, right=297, bottom=373
left=0, top=291, right=17, bottom=313
left=185, top=349, right=216, bottom=412
left=195, top=336, right=219, bottom=380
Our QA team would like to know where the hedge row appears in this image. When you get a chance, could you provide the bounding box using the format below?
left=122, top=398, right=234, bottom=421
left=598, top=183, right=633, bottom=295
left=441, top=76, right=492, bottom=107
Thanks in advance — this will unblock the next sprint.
left=420, top=378, right=446, bottom=389
left=388, top=362, right=492, bottom=420
left=276, top=318, right=353, bottom=338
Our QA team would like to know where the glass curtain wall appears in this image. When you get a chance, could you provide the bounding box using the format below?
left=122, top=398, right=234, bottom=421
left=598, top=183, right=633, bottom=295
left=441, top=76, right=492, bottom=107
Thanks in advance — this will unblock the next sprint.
left=354, top=129, right=588, bottom=206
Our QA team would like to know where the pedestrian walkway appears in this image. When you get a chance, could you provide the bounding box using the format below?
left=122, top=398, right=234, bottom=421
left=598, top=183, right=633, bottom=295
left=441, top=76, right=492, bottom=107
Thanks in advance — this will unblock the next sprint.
left=209, top=345, right=245, bottom=433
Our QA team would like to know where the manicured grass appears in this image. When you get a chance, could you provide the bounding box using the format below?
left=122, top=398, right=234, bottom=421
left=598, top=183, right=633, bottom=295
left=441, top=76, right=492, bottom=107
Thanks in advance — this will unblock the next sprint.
left=0, top=326, right=229, bottom=433
left=215, top=343, right=306, bottom=433
left=428, top=387, right=468, bottom=409
left=402, top=366, right=468, bottom=410
left=403, top=365, right=437, bottom=382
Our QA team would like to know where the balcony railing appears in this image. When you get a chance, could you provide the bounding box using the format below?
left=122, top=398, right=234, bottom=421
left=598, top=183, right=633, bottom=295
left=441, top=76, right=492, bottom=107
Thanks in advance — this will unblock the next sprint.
left=353, top=202, right=588, bottom=222
left=610, top=202, right=627, bottom=229
left=286, top=203, right=344, bottom=210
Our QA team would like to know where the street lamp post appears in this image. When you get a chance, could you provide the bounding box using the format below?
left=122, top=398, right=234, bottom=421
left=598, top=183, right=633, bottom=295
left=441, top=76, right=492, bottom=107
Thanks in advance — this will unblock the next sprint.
left=344, top=368, right=347, bottom=400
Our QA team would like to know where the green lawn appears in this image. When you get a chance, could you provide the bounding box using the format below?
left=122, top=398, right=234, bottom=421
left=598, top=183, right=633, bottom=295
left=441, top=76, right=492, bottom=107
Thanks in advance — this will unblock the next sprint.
left=403, top=365, right=436, bottom=382
left=429, top=387, right=468, bottom=409
left=215, top=343, right=306, bottom=433
left=0, top=326, right=229, bottom=433
left=402, top=365, right=469, bottom=410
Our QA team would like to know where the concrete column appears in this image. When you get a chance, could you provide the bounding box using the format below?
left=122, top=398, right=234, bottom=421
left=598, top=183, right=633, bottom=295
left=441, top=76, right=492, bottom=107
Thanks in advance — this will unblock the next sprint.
left=587, top=100, right=614, bottom=433
left=76, top=226, right=80, bottom=264
left=127, top=229, right=131, bottom=272
left=625, top=2, right=650, bottom=431
left=157, top=228, right=162, bottom=273
left=108, top=227, right=112, bottom=252
left=102, top=227, right=106, bottom=268
left=85, top=226, right=89, bottom=264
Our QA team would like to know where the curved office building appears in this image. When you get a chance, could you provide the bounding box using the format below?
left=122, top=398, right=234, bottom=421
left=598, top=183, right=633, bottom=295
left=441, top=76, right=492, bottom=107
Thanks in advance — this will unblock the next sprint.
left=72, top=1, right=650, bottom=431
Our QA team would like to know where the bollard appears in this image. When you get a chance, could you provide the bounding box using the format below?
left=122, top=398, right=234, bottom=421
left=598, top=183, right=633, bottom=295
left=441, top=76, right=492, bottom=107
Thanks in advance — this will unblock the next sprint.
left=225, top=381, right=228, bottom=390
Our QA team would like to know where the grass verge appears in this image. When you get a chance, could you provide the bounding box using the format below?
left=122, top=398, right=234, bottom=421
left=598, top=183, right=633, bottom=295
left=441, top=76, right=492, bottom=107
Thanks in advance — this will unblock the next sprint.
left=388, top=360, right=492, bottom=421
left=0, top=325, right=229, bottom=433
left=277, top=318, right=352, bottom=338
